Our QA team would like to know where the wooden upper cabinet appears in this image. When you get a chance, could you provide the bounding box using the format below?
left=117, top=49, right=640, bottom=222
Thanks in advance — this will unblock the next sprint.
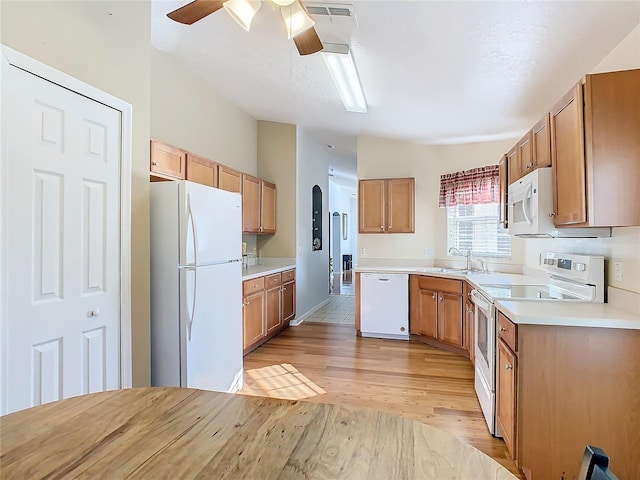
left=186, top=153, right=217, bottom=187
left=150, top=140, right=186, bottom=179
left=359, top=179, right=386, bottom=233
left=518, top=131, right=534, bottom=177
left=359, top=178, right=414, bottom=234
left=218, top=165, right=242, bottom=193
left=532, top=113, right=551, bottom=169
left=584, top=69, right=640, bottom=227
left=506, top=144, right=520, bottom=186
left=260, top=181, right=276, bottom=234
left=387, top=178, right=415, bottom=233
left=550, top=83, right=587, bottom=226
left=498, top=155, right=508, bottom=229
left=242, top=174, right=261, bottom=233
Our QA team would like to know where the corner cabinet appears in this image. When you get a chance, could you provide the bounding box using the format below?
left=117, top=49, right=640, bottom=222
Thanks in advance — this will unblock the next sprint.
left=409, top=275, right=464, bottom=352
left=242, top=268, right=295, bottom=355
left=242, top=174, right=276, bottom=234
left=551, top=69, right=640, bottom=227
left=359, top=178, right=415, bottom=233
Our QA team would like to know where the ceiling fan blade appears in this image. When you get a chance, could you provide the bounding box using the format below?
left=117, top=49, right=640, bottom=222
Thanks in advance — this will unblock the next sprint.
left=167, top=0, right=225, bottom=25
left=294, top=27, right=324, bottom=56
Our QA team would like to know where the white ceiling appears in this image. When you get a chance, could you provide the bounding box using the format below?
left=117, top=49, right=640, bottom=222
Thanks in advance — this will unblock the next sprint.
left=151, top=0, right=639, bottom=181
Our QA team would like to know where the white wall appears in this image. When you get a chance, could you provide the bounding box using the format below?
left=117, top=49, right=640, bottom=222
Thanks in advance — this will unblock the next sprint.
left=151, top=48, right=257, bottom=176
left=296, top=128, right=330, bottom=316
left=1, top=0, right=152, bottom=386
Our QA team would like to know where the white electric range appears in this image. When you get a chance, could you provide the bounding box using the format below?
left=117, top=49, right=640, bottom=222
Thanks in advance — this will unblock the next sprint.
left=470, top=252, right=605, bottom=436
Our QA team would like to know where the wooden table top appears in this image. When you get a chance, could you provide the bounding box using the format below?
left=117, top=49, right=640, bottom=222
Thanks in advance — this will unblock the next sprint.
left=1, top=387, right=517, bottom=479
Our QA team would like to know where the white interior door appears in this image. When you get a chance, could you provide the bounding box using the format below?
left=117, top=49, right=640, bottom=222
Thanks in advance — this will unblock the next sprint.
left=2, top=59, right=122, bottom=414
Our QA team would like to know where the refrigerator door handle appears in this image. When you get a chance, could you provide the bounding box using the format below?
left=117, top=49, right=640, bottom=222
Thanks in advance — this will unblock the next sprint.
left=187, top=193, right=199, bottom=266
left=186, top=266, right=197, bottom=341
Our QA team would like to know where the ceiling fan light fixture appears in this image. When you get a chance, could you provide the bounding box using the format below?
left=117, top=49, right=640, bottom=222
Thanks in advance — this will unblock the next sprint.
left=281, top=2, right=315, bottom=39
left=321, top=43, right=367, bottom=113
left=272, top=0, right=296, bottom=5
left=223, top=0, right=262, bottom=31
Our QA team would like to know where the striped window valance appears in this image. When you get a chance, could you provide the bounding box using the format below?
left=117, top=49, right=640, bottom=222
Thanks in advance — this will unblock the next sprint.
left=438, top=165, right=500, bottom=208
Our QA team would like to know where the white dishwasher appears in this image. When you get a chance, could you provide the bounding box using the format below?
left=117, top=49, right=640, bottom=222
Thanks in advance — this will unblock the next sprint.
left=360, top=273, right=409, bottom=340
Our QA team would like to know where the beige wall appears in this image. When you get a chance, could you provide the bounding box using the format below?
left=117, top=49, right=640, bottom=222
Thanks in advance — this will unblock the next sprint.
left=256, top=121, right=297, bottom=258
left=1, top=1, right=152, bottom=385
left=151, top=48, right=257, bottom=175
left=356, top=135, right=522, bottom=267
left=521, top=22, right=640, bottom=293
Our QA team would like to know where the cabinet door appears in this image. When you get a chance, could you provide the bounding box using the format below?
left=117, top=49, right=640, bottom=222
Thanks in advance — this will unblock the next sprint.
left=282, top=280, right=296, bottom=322
left=437, top=292, right=463, bottom=347
left=150, top=140, right=186, bottom=179
left=243, top=291, right=265, bottom=350
left=518, top=131, right=534, bottom=177
left=416, top=288, right=438, bottom=338
left=497, top=339, right=517, bottom=460
left=507, top=144, right=520, bottom=185
left=532, top=113, right=551, bottom=169
left=260, top=181, right=277, bottom=234
left=465, top=298, right=475, bottom=364
left=218, top=165, right=242, bottom=193
left=386, top=178, right=415, bottom=233
left=265, top=284, right=282, bottom=335
left=359, top=179, right=386, bottom=233
left=550, top=83, right=587, bottom=226
left=242, top=174, right=261, bottom=233
left=186, top=153, right=217, bottom=187
left=498, top=155, right=508, bottom=229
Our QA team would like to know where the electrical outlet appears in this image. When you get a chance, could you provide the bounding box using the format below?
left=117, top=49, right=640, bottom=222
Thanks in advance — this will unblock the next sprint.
left=614, top=262, right=623, bottom=282
left=423, top=248, right=433, bottom=257
left=360, top=247, right=366, bottom=256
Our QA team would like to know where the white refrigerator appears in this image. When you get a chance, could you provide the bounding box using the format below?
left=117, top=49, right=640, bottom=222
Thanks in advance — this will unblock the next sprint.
left=150, top=180, right=243, bottom=392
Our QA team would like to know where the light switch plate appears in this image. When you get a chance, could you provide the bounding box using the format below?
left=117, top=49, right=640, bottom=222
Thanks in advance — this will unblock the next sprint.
left=614, top=262, right=623, bottom=282
left=359, top=247, right=366, bottom=256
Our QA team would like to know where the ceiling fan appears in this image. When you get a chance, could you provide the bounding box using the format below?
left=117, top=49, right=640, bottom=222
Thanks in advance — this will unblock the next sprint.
left=166, top=0, right=324, bottom=56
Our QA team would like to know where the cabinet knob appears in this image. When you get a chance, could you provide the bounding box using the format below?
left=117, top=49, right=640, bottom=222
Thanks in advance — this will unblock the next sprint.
left=548, top=212, right=556, bottom=217
left=505, top=364, right=513, bottom=370
left=439, top=297, right=443, bottom=301
left=432, top=295, right=436, bottom=299
left=380, top=225, right=384, bottom=230
left=152, top=161, right=159, bottom=166
left=499, top=327, right=507, bottom=332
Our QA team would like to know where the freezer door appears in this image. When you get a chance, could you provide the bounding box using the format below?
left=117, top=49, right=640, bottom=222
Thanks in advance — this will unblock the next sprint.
left=180, top=262, right=243, bottom=392
left=179, top=181, right=242, bottom=266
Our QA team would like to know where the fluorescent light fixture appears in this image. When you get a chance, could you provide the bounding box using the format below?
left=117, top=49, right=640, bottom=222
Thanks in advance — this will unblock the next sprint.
left=281, top=2, right=315, bottom=39
left=321, top=43, right=367, bottom=113
left=224, top=0, right=262, bottom=31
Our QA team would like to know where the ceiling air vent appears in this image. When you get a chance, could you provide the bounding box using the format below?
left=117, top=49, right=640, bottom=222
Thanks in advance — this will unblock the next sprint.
left=305, top=3, right=356, bottom=19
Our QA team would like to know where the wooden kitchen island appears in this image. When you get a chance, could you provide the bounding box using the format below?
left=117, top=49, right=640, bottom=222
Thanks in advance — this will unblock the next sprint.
left=0, top=387, right=517, bottom=479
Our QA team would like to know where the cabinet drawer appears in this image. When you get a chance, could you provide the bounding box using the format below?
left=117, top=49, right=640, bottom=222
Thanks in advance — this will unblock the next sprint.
left=416, top=276, right=462, bottom=295
left=265, top=273, right=281, bottom=288
left=243, top=277, right=265, bottom=296
left=281, top=269, right=295, bottom=283
left=497, top=312, right=518, bottom=352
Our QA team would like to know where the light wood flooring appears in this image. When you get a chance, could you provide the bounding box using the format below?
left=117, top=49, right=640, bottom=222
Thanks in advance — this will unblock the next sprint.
left=241, top=322, right=521, bottom=478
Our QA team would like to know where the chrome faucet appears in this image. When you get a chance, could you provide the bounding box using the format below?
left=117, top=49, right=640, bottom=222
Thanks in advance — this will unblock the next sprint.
left=448, top=247, right=472, bottom=271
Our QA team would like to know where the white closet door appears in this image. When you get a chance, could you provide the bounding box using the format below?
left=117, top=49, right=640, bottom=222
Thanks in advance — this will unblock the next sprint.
left=2, top=62, right=122, bottom=414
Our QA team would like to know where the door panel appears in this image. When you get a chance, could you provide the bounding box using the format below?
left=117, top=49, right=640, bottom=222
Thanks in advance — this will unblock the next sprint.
left=260, top=181, right=276, bottom=234
left=438, top=293, right=463, bottom=347
left=387, top=178, right=415, bottom=233
left=242, top=174, right=260, bottom=233
left=3, top=63, right=121, bottom=414
left=418, top=288, right=438, bottom=338
left=359, top=180, right=385, bottom=233
left=265, top=285, right=282, bottom=335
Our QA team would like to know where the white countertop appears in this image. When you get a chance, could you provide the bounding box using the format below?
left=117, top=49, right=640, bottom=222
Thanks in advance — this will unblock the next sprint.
left=242, top=259, right=295, bottom=281
left=495, top=300, right=640, bottom=330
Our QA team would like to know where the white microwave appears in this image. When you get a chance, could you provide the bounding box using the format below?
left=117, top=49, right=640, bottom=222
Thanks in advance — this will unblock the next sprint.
left=507, top=168, right=610, bottom=238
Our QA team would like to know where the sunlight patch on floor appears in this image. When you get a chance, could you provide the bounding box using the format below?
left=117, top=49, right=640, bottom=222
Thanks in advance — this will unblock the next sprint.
left=241, top=363, right=326, bottom=400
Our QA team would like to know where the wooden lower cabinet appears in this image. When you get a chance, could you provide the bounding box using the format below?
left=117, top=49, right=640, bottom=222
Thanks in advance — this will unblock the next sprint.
left=496, top=338, right=517, bottom=460
left=243, top=269, right=295, bottom=354
left=409, top=275, right=464, bottom=352
left=495, top=310, right=640, bottom=480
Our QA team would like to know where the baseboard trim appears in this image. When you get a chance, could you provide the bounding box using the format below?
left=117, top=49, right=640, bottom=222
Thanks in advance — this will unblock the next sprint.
left=290, top=297, right=331, bottom=326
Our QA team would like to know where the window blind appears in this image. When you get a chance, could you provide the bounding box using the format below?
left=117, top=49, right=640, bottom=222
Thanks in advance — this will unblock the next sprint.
left=447, top=203, right=511, bottom=258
